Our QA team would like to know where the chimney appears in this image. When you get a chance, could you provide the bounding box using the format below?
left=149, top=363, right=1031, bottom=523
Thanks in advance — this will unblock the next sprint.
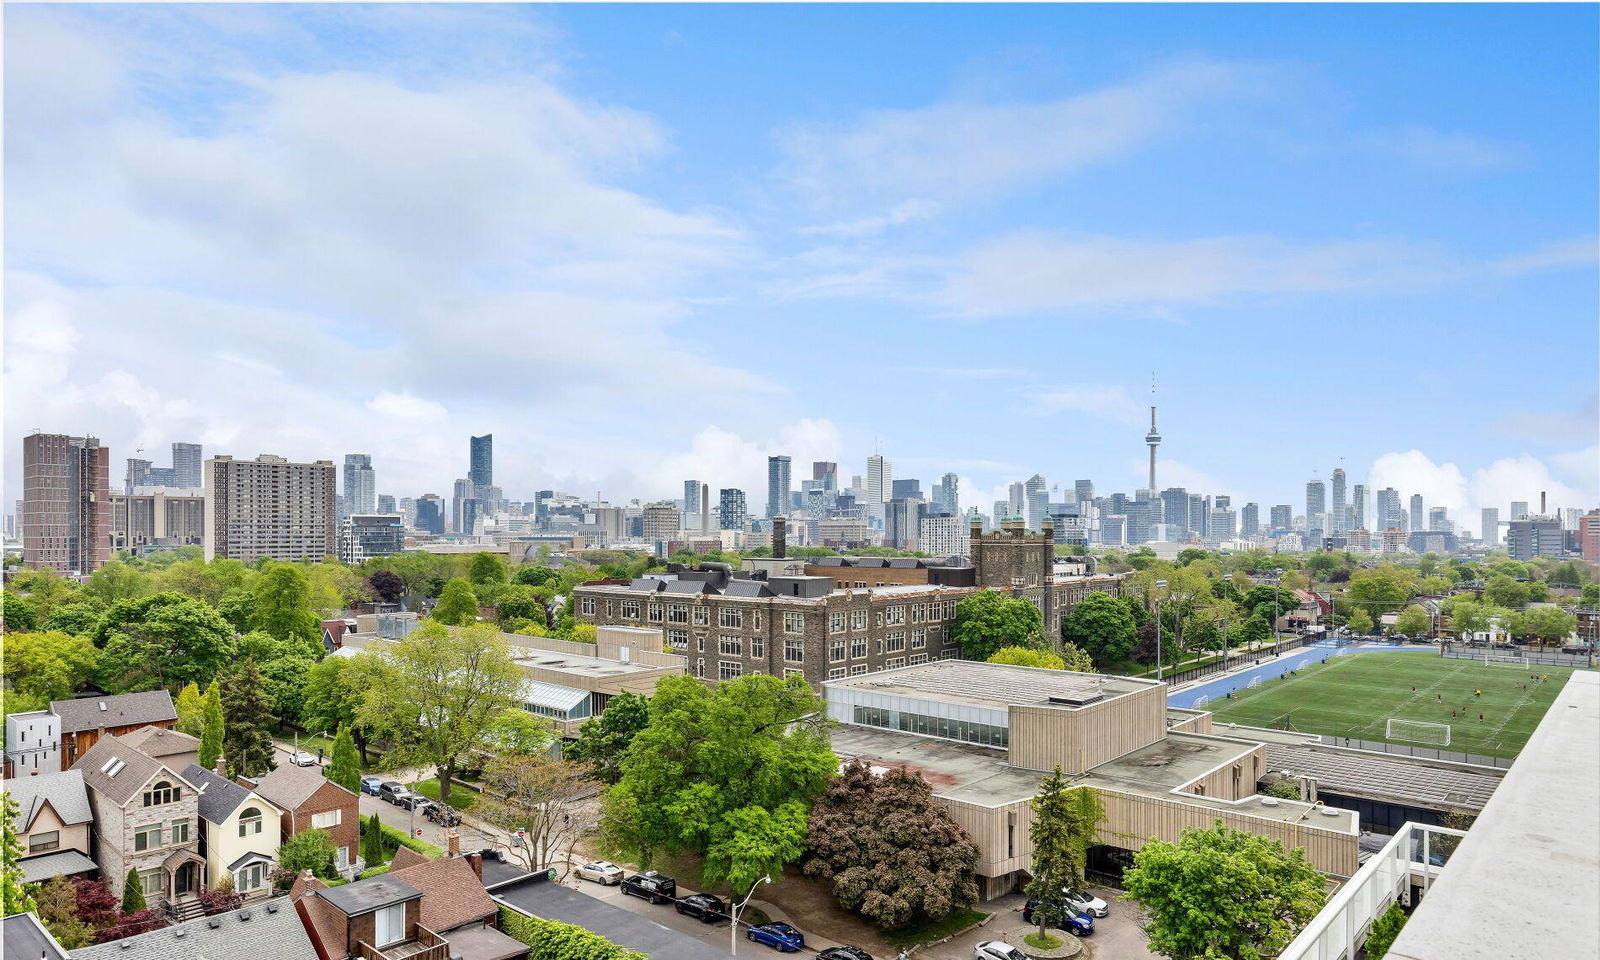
left=214, top=755, right=227, bottom=779
left=447, top=830, right=460, bottom=857
left=772, top=516, right=786, bottom=558
left=465, top=851, right=483, bottom=881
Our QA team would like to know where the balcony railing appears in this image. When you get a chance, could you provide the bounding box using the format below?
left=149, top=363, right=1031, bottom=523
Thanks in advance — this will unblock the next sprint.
left=356, top=924, right=450, bottom=960
left=1279, top=821, right=1467, bottom=960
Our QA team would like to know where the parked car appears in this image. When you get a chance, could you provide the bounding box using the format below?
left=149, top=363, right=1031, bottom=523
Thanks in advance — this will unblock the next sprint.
left=424, top=803, right=461, bottom=827
left=1063, top=888, right=1109, bottom=918
left=395, top=792, right=430, bottom=811
left=575, top=861, right=625, bottom=886
left=378, top=781, right=408, bottom=803
left=675, top=893, right=727, bottom=923
left=288, top=750, right=318, bottom=767
left=974, top=942, right=1029, bottom=960
left=817, top=948, right=873, bottom=960
left=1023, top=899, right=1094, bottom=936
left=620, top=871, right=677, bottom=905
left=360, top=776, right=384, bottom=796
left=746, top=922, right=805, bottom=952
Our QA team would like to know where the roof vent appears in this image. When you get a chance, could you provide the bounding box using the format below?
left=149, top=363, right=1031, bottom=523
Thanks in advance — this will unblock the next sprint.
left=174, top=928, right=187, bottom=938
left=99, top=702, right=108, bottom=711
left=1047, top=694, right=1103, bottom=707
left=1319, top=807, right=1341, bottom=817
left=238, top=909, right=252, bottom=921
left=208, top=918, right=222, bottom=929
left=119, top=942, right=132, bottom=950
left=1261, top=797, right=1281, bottom=807
left=265, top=903, right=279, bottom=914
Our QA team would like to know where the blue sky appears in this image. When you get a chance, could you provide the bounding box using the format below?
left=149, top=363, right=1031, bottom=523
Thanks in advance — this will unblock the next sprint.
left=5, top=4, right=1596, bottom=524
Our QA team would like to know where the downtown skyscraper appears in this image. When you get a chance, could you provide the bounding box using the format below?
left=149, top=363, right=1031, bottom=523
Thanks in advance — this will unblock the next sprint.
left=767, top=455, right=791, bottom=519
left=343, top=453, right=376, bottom=516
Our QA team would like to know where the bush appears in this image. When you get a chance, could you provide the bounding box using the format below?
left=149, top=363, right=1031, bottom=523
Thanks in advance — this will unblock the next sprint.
left=358, top=864, right=391, bottom=880
left=378, top=822, right=443, bottom=859
left=498, top=906, right=648, bottom=959
left=1364, top=903, right=1408, bottom=959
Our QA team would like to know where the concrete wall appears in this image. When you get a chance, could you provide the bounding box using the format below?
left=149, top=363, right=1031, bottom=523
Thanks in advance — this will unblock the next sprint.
left=1007, top=684, right=1168, bottom=774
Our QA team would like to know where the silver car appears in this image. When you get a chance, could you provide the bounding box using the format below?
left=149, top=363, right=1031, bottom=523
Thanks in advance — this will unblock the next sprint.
left=974, top=942, right=1028, bottom=960
left=575, top=860, right=624, bottom=885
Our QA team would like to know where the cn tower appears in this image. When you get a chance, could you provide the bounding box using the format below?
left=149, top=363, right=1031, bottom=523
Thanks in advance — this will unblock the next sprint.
left=1145, top=375, right=1160, bottom=495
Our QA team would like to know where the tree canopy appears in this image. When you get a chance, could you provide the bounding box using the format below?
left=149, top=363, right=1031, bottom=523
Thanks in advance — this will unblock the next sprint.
left=1059, top=591, right=1137, bottom=666
left=93, top=592, right=236, bottom=692
left=221, top=658, right=277, bottom=777
left=951, top=590, right=1044, bottom=660
left=431, top=578, right=481, bottom=626
left=565, top=691, right=651, bottom=784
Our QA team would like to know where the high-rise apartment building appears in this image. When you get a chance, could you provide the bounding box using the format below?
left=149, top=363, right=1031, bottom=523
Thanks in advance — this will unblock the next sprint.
left=1510, top=501, right=1530, bottom=521
left=125, top=442, right=203, bottom=493
left=1074, top=480, right=1094, bottom=504
left=1330, top=468, right=1347, bottom=533
left=22, top=433, right=112, bottom=574
left=1159, top=488, right=1190, bottom=538
left=171, top=442, right=202, bottom=489
left=891, top=478, right=922, bottom=501
left=866, top=455, right=891, bottom=508
left=1428, top=507, right=1451, bottom=532
left=1305, top=479, right=1326, bottom=531
left=1206, top=505, right=1237, bottom=545
left=1580, top=510, right=1600, bottom=564
left=1024, top=475, right=1048, bottom=532
left=1375, top=488, right=1402, bottom=531
left=109, top=490, right=204, bottom=553
left=203, top=454, right=336, bottom=562
left=377, top=494, right=396, bottom=514
left=342, top=454, right=376, bottom=517
left=919, top=513, right=968, bottom=558
left=1240, top=502, right=1260, bottom=538
left=767, top=456, right=792, bottom=519
left=719, top=488, right=748, bottom=530
left=338, top=513, right=405, bottom=565
left=932, top=472, right=960, bottom=517
left=469, top=434, right=493, bottom=489
left=683, top=480, right=704, bottom=531
left=1351, top=483, right=1367, bottom=531
left=886, top=497, right=924, bottom=550
left=1481, top=507, right=1500, bottom=545
left=413, top=494, right=444, bottom=535
left=641, top=502, right=681, bottom=543
left=1270, top=504, right=1292, bottom=534
left=1561, top=507, right=1582, bottom=531
left=1409, top=495, right=1425, bottom=533
left=452, top=478, right=480, bottom=535
left=812, top=462, right=838, bottom=491
left=1505, top=517, right=1563, bottom=561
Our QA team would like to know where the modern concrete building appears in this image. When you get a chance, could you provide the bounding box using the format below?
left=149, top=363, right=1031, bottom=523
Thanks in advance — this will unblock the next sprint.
left=109, top=490, right=205, bottom=554
left=1582, top=509, right=1600, bottom=564
left=204, top=455, right=337, bottom=562
left=767, top=455, right=792, bottom=520
left=1505, top=516, right=1564, bottom=560
left=21, top=432, right=111, bottom=574
left=338, top=513, right=406, bottom=565
left=919, top=513, right=969, bottom=559
left=718, top=487, right=747, bottom=530
left=1480, top=507, right=1500, bottom=546
left=640, top=501, right=681, bottom=545
left=1409, top=494, right=1425, bottom=533
left=469, top=434, right=493, bottom=490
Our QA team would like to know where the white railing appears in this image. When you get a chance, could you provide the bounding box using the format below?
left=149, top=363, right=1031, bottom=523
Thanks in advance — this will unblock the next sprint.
left=1279, top=822, right=1466, bottom=960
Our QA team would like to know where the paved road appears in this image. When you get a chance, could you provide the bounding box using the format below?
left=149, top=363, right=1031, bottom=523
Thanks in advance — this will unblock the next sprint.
left=936, top=888, right=1157, bottom=960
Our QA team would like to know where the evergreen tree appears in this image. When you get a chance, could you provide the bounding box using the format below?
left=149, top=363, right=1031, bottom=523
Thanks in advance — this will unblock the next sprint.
left=1025, top=768, right=1103, bottom=941
left=175, top=682, right=204, bottom=736
left=120, top=868, right=147, bottom=914
left=431, top=578, right=480, bottom=626
left=221, top=658, right=276, bottom=777
left=199, top=680, right=225, bottom=770
left=1, top=793, right=37, bottom=915
left=361, top=813, right=386, bottom=867
left=327, top=724, right=361, bottom=793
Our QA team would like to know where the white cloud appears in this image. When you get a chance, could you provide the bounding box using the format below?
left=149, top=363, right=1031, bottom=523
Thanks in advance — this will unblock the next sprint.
left=1366, top=450, right=1596, bottom=532
left=1024, top=384, right=1145, bottom=425
left=798, top=199, right=941, bottom=238
left=1493, top=236, right=1600, bottom=277
left=367, top=392, right=448, bottom=423
left=650, top=420, right=845, bottom=515
left=1369, top=125, right=1529, bottom=173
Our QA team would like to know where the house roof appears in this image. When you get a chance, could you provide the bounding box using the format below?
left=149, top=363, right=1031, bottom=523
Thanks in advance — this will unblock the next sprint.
left=69, top=897, right=317, bottom=960
left=493, top=876, right=723, bottom=960
left=438, top=924, right=530, bottom=960
left=71, top=736, right=189, bottom=807
left=19, top=849, right=98, bottom=884
left=389, top=857, right=498, bottom=932
left=292, top=887, right=346, bottom=957
left=249, top=761, right=354, bottom=811
left=389, top=846, right=429, bottom=872
left=119, top=725, right=201, bottom=760
left=182, top=764, right=266, bottom=825
left=50, top=690, right=176, bottom=734
left=3, top=911, right=68, bottom=960
left=315, top=873, right=421, bottom=916
left=6, top=770, right=92, bottom=831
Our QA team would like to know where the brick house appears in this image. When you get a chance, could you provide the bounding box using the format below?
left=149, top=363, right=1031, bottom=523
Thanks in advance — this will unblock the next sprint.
left=50, top=690, right=178, bottom=771
left=72, top=734, right=205, bottom=910
left=243, top=762, right=361, bottom=877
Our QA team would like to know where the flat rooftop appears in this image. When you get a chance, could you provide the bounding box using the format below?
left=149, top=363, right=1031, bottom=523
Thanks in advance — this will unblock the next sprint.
left=1264, top=743, right=1503, bottom=812
left=508, top=647, right=657, bottom=677
left=1087, top=732, right=1258, bottom=792
left=1386, top=671, right=1599, bottom=960
left=827, top=659, right=1156, bottom=710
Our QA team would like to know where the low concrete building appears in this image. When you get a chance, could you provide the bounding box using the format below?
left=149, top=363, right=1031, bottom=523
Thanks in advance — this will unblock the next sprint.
left=5, top=709, right=61, bottom=777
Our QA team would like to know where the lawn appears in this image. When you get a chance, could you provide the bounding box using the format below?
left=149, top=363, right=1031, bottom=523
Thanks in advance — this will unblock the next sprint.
left=1205, top=652, right=1581, bottom=759
left=411, top=777, right=480, bottom=811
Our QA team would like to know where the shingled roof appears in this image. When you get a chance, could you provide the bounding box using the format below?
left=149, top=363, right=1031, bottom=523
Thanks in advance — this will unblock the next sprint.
left=390, top=856, right=498, bottom=933
left=72, top=736, right=191, bottom=807
left=119, top=725, right=201, bottom=761
left=50, top=690, right=176, bottom=734
left=249, top=760, right=353, bottom=811
left=6, top=769, right=91, bottom=832
left=183, top=764, right=267, bottom=825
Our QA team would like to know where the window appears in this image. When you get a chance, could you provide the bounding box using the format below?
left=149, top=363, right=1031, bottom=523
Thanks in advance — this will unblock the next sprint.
left=884, top=657, right=906, bottom=670
left=719, top=661, right=743, bottom=681
left=719, top=635, right=742, bottom=656
left=884, top=631, right=906, bottom=653
left=783, top=612, right=805, bottom=634
left=784, top=639, right=805, bottom=663
left=850, top=610, right=868, bottom=631
left=849, top=664, right=869, bottom=676
left=647, top=603, right=663, bottom=623
left=828, top=667, right=847, bottom=680
left=667, top=604, right=689, bottom=624
left=28, top=831, right=59, bottom=854
left=169, top=819, right=190, bottom=845
left=909, top=653, right=930, bottom=665
left=134, top=824, right=162, bottom=852
left=785, top=669, right=805, bottom=680
left=829, top=612, right=845, bottom=634
left=829, top=639, right=846, bottom=662
left=374, top=903, right=406, bottom=947
left=850, top=637, right=868, bottom=660
left=911, top=629, right=926, bottom=649
left=621, top=600, right=640, bottom=619
left=139, top=870, right=163, bottom=899
left=719, top=608, right=743, bottom=628
left=693, top=606, right=709, bottom=626
left=580, top=597, right=595, bottom=616
left=885, top=605, right=906, bottom=625
left=143, top=780, right=180, bottom=807
left=750, top=636, right=764, bottom=658
left=666, top=629, right=689, bottom=650
left=238, top=807, right=263, bottom=838
left=694, top=659, right=706, bottom=678
left=337, top=846, right=350, bottom=869
left=312, top=809, right=342, bottom=829
left=752, top=611, right=762, bottom=630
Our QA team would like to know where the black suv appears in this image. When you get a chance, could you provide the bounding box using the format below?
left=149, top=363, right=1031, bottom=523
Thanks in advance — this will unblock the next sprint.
left=674, top=893, right=726, bottom=923
left=620, top=871, right=677, bottom=905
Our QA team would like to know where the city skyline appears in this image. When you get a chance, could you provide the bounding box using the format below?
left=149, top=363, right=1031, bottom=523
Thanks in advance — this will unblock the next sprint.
left=4, top=5, right=1596, bottom=526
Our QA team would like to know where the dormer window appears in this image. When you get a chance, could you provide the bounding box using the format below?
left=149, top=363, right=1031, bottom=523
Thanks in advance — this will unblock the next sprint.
left=239, top=806, right=263, bottom=837
left=144, top=780, right=180, bottom=806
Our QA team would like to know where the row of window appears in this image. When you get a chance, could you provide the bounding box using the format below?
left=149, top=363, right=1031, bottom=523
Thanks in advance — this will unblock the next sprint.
left=852, top=703, right=1009, bottom=748
left=132, top=819, right=191, bottom=852
left=699, top=660, right=808, bottom=682
left=598, top=596, right=964, bottom=636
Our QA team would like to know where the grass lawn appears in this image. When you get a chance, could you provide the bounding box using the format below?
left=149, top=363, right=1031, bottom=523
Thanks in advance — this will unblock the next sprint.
left=879, top=908, right=990, bottom=949
left=411, top=777, right=480, bottom=811
left=1206, top=652, right=1580, bottom=759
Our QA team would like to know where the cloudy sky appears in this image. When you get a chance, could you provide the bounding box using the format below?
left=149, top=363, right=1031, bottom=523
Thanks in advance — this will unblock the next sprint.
left=5, top=4, right=1596, bottom=528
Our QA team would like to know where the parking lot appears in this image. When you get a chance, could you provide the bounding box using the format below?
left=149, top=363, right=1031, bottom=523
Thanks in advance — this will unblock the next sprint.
left=927, top=889, right=1159, bottom=960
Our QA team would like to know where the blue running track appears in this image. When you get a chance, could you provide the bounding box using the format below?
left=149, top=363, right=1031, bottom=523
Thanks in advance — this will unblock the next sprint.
left=1167, top=642, right=1434, bottom=708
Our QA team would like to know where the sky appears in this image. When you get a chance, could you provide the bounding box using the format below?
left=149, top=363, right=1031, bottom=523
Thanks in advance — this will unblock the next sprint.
left=5, top=3, right=1597, bottom=529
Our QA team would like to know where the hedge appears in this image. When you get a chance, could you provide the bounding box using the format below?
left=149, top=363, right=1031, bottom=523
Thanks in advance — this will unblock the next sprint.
left=378, top=822, right=443, bottom=860
left=498, top=906, right=648, bottom=960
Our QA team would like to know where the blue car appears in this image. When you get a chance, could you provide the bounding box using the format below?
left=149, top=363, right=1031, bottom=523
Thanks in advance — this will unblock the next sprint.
left=1023, top=899, right=1094, bottom=937
left=746, top=922, right=805, bottom=952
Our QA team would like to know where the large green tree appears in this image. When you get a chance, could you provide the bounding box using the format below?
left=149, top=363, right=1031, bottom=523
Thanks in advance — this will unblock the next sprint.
left=1, top=793, right=36, bottom=915
left=302, top=654, right=384, bottom=765
left=221, top=658, right=277, bottom=778
left=278, top=829, right=339, bottom=880
left=199, top=680, right=225, bottom=771
left=565, top=692, right=651, bottom=784
left=804, top=759, right=980, bottom=930
left=951, top=590, right=1044, bottom=660
left=469, top=552, right=509, bottom=586
left=2, top=630, right=99, bottom=703
left=175, top=682, right=205, bottom=736
left=1345, top=609, right=1374, bottom=636
left=1483, top=574, right=1531, bottom=610
left=1124, top=821, right=1326, bottom=960
left=326, top=725, right=362, bottom=794
left=1025, top=769, right=1103, bottom=940
left=1513, top=605, right=1578, bottom=650
left=235, top=630, right=318, bottom=726
left=84, top=562, right=153, bottom=604
left=250, top=565, right=323, bottom=657
left=1059, top=592, right=1138, bottom=666
left=431, top=578, right=481, bottom=626
left=359, top=622, right=524, bottom=806
left=93, top=592, right=236, bottom=691
left=601, top=674, right=836, bottom=893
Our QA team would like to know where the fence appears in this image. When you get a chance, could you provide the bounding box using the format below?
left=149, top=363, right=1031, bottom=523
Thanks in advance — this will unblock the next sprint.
left=1155, top=636, right=1310, bottom=686
left=1440, top=644, right=1594, bottom=669
left=1319, top=734, right=1513, bottom=770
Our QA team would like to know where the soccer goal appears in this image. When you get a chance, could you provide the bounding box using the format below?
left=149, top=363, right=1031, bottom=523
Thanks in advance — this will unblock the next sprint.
left=1479, top=652, right=1526, bottom=666
left=1247, top=676, right=1264, bottom=689
left=1192, top=695, right=1209, bottom=709
left=1387, top=719, right=1452, bottom=746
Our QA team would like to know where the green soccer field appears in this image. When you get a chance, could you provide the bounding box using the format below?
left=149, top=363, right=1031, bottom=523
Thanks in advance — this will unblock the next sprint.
left=1205, top=652, right=1582, bottom=759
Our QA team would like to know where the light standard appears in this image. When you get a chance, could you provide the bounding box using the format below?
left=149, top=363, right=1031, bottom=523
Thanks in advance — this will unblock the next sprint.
left=1154, top=579, right=1169, bottom=681
left=1271, top=568, right=1285, bottom=652
left=731, top=874, right=773, bottom=956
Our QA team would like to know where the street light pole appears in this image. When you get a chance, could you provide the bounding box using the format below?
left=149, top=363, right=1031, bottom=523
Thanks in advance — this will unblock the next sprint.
left=731, top=874, right=773, bottom=957
left=1155, top=579, right=1169, bottom=681
left=1272, top=568, right=1284, bottom=652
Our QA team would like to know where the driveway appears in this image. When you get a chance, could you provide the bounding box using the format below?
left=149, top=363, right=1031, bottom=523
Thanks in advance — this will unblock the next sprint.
left=936, top=888, right=1157, bottom=960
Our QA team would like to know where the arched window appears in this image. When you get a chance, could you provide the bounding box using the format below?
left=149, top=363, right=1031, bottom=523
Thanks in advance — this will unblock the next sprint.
left=143, top=780, right=180, bottom=807
left=238, top=806, right=263, bottom=837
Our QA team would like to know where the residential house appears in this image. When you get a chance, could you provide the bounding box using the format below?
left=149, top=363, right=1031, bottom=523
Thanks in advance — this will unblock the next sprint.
left=68, top=897, right=318, bottom=960
left=71, top=735, right=204, bottom=912
left=183, top=763, right=284, bottom=902
left=50, top=691, right=178, bottom=771
left=293, top=848, right=527, bottom=960
left=242, top=763, right=360, bottom=877
left=6, top=769, right=96, bottom=885
left=5, top=709, right=61, bottom=777
left=118, top=726, right=201, bottom=773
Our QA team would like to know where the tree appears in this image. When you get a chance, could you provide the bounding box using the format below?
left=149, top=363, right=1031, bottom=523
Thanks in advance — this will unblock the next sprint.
left=84, top=561, right=153, bottom=604
left=565, top=692, right=651, bottom=784
left=951, top=590, right=1044, bottom=661
left=175, top=682, right=205, bottom=736
left=431, top=578, right=480, bottom=626
left=1, top=793, right=36, bottom=915
left=1025, top=769, right=1103, bottom=941
left=71, top=876, right=119, bottom=931
left=196, top=878, right=243, bottom=916
left=1346, top=609, right=1374, bottom=636
left=235, top=631, right=317, bottom=726
left=477, top=754, right=599, bottom=875
left=278, top=828, right=339, bottom=880
left=361, top=814, right=386, bottom=868
left=601, top=675, right=835, bottom=893
left=216, top=589, right=257, bottom=634
left=35, top=875, right=96, bottom=948
left=3, top=630, right=99, bottom=703
left=1060, top=592, right=1138, bottom=666
left=1176, top=548, right=1210, bottom=567
left=1392, top=604, right=1431, bottom=637
left=251, top=565, right=323, bottom=657
left=1515, top=605, right=1578, bottom=650
left=1482, top=574, right=1530, bottom=610
left=485, top=710, right=556, bottom=757
left=495, top=585, right=549, bottom=628
left=989, top=646, right=1066, bottom=670
left=42, top=599, right=107, bottom=637
left=1124, top=821, right=1326, bottom=960
left=366, top=569, right=406, bottom=604
left=513, top=565, right=559, bottom=587
left=327, top=724, right=361, bottom=793
left=221, top=658, right=276, bottom=778
left=1346, top=566, right=1417, bottom=618
left=119, top=867, right=147, bottom=914
left=804, top=759, right=979, bottom=930
left=1, top=590, right=39, bottom=632
left=199, top=680, right=225, bottom=771
left=1580, top=583, right=1600, bottom=606
left=93, top=592, right=236, bottom=692
left=303, top=654, right=383, bottom=765
left=469, top=552, right=509, bottom=586
left=1364, top=903, right=1408, bottom=959
left=359, top=622, right=523, bottom=806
